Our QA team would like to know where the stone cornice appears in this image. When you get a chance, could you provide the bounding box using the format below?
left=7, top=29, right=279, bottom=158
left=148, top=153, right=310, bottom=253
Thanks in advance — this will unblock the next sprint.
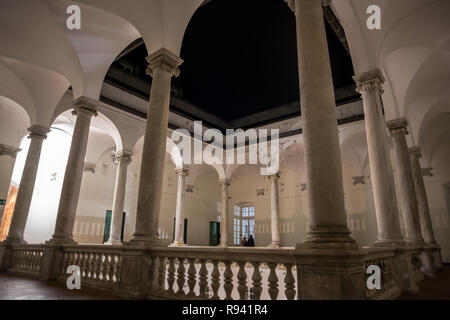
left=0, top=144, right=21, bottom=158
left=354, top=69, right=385, bottom=94
left=145, top=48, right=183, bottom=78
left=83, top=162, right=96, bottom=173
left=387, top=118, right=409, bottom=135
left=28, top=125, right=50, bottom=140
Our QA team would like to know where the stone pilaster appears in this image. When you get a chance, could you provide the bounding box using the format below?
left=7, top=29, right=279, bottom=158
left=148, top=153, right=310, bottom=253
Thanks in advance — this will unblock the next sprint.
left=289, top=0, right=355, bottom=249
left=128, top=48, right=183, bottom=247
left=355, top=70, right=404, bottom=246
left=387, top=119, right=424, bottom=244
left=219, top=179, right=230, bottom=247
left=4, top=125, right=49, bottom=244
left=49, top=97, right=98, bottom=244
left=269, top=173, right=281, bottom=248
left=170, top=167, right=189, bottom=247
left=106, top=150, right=133, bottom=245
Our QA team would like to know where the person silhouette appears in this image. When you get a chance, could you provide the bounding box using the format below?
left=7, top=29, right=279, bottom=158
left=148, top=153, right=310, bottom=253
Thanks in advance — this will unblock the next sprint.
left=247, top=235, right=255, bottom=247
left=240, top=236, right=248, bottom=246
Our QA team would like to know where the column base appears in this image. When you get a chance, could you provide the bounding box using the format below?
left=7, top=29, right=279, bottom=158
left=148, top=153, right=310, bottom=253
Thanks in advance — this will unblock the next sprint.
left=299, top=226, right=358, bottom=249
left=104, top=240, right=123, bottom=246
left=373, top=239, right=406, bottom=248
left=125, top=233, right=162, bottom=248
left=169, top=241, right=186, bottom=247
left=46, top=236, right=77, bottom=245
left=2, top=237, right=27, bottom=245
left=268, top=243, right=281, bottom=249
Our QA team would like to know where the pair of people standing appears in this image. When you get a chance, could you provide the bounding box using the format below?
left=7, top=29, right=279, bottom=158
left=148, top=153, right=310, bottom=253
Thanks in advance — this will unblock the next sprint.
left=240, top=235, right=255, bottom=247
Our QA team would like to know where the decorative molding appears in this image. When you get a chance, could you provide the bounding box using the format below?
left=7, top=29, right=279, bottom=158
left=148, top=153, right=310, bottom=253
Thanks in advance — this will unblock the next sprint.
left=300, top=183, right=307, bottom=191
left=0, top=144, right=21, bottom=158
left=186, top=184, right=194, bottom=193
left=146, top=48, right=183, bottom=78
left=83, top=162, right=96, bottom=173
left=256, top=188, right=265, bottom=196
left=352, top=176, right=365, bottom=185
left=422, top=167, right=433, bottom=177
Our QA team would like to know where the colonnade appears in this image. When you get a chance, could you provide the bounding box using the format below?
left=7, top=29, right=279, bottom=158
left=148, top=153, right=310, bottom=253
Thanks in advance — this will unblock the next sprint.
left=0, top=1, right=440, bottom=263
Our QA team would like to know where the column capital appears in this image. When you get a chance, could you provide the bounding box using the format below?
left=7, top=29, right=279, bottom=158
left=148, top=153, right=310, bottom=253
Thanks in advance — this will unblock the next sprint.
left=218, top=179, right=231, bottom=187
left=175, top=166, right=189, bottom=177
left=285, top=0, right=330, bottom=13
left=354, top=69, right=385, bottom=94
left=268, top=173, right=281, bottom=181
left=146, top=48, right=183, bottom=78
left=83, top=162, right=96, bottom=173
left=73, top=96, right=98, bottom=117
left=113, top=150, right=133, bottom=165
left=27, top=125, right=50, bottom=140
left=0, top=144, right=21, bottom=158
left=387, top=118, right=409, bottom=135
left=408, top=146, right=422, bottom=159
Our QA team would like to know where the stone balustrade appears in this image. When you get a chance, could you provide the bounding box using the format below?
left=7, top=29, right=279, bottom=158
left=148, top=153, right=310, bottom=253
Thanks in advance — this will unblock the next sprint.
left=58, top=245, right=123, bottom=291
left=147, top=246, right=298, bottom=300
left=8, top=245, right=44, bottom=276
left=0, top=244, right=425, bottom=300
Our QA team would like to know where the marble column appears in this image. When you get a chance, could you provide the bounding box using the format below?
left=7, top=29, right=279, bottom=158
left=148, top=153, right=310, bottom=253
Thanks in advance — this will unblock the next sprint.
left=387, top=119, right=424, bottom=244
left=408, top=147, right=437, bottom=245
left=219, top=179, right=230, bottom=247
left=288, top=0, right=355, bottom=248
left=354, top=70, right=404, bottom=245
left=170, top=167, right=189, bottom=247
left=129, top=48, right=183, bottom=246
left=49, top=97, right=97, bottom=244
left=269, top=173, right=281, bottom=248
left=106, top=150, right=133, bottom=245
left=0, top=145, right=21, bottom=224
left=4, top=126, right=49, bottom=244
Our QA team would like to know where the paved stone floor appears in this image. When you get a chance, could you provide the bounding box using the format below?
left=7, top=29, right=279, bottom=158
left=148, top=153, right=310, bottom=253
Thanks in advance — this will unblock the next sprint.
left=0, top=265, right=449, bottom=300
left=397, top=265, right=450, bottom=300
left=0, top=274, right=123, bottom=300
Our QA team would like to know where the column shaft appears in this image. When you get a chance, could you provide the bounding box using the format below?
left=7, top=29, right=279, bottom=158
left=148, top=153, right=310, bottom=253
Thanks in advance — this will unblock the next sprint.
left=355, top=71, right=403, bottom=244
left=269, top=174, right=281, bottom=247
left=129, top=48, right=182, bottom=246
left=106, top=151, right=132, bottom=245
left=49, top=98, right=97, bottom=244
left=409, top=147, right=437, bottom=245
left=171, top=168, right=188, bottom=246
left=219, top=179, right=230, bottom=247
left=5, top=126, right=49, bottom=244
left=292, top=0, right=355, bottom=248
left=387, top=119, right=423, bottom=243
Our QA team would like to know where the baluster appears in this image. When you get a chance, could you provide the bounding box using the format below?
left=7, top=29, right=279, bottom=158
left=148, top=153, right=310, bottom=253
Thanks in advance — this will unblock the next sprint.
left=284, top=263, right=296, bottom=300
left=107, top=255, right=115, bottom=283
left=158, top=256, right=167, bottom=292
left=167, top=257, right=176, bottom=294
left=267, top=262, right=279, bottom=300
left=223, top=261, right=234, bottom=300
left=111, top=255, right=119, bottom=283
left=87, top=253, right=95, bottom=279
left=187, top=258, right=197, bottom=297
left=198, top=259, right=208, bottom=298
left=100, top=254, right=108, bottom=282
left=176, top=257, right=186, bottom=295
left=80, top=252, right=87, bottom=279
left=251, top=262, right=262, bottom=300
left=237, top=261, right=248, bottom=300
left=211, top=260, right=220, bottom=300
